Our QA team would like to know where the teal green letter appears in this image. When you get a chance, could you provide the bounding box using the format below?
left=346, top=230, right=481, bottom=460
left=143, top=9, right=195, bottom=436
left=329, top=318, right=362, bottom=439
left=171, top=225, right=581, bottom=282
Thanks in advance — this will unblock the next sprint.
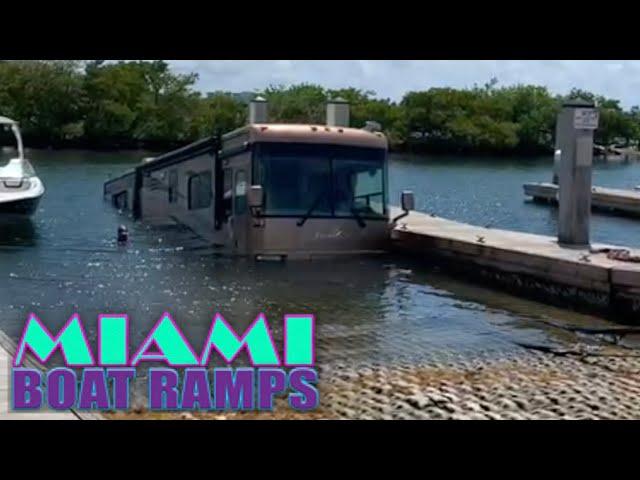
left=131, top=313, right=198, bottom=366
left=284, top=315, right=314, bottom=366
left=14, top=314, right=94, bottom=367
left=200, top=314, right=280, bottom=366
left=98, top=315, right=128, bottom=365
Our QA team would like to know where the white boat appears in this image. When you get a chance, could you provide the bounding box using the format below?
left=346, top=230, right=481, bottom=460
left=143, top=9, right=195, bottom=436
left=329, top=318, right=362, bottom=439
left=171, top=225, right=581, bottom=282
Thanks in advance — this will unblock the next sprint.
left=0, top=116, right=44, bottom=216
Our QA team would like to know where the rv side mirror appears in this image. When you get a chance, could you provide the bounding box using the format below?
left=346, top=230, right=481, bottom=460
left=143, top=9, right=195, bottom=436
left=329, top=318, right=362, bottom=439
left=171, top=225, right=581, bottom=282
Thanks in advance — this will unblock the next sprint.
left=248, top=185, right=264, bottom=209
left=401, top=191, right=415, bottom=212
left=391, top=190, right=414, bottom=225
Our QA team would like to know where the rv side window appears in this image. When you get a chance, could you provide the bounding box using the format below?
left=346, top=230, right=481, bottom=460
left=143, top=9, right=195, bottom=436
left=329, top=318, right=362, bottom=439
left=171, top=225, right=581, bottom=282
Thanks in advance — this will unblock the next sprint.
left=188, top=171, right=212, bottom=210
left=113, top=191, right=128, bottom=210
left=234, top=170, right=247, bottom=215
left=168, top=170, right=178, bottom=204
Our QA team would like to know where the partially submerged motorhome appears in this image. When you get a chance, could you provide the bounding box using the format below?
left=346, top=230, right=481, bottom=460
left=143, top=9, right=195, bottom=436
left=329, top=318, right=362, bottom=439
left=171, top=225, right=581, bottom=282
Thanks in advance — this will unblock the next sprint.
left=104, top=98, right=413, bottom=259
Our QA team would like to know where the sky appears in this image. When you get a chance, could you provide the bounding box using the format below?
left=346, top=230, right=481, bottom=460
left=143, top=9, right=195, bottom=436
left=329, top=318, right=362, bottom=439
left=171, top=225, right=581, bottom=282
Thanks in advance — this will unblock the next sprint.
left=167, top=60, right=640, bottom=108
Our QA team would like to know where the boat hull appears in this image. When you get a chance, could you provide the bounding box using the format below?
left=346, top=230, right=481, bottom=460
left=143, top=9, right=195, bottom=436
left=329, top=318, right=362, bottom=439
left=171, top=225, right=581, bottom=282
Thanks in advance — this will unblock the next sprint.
left=0, top=195, right=41, bottom=216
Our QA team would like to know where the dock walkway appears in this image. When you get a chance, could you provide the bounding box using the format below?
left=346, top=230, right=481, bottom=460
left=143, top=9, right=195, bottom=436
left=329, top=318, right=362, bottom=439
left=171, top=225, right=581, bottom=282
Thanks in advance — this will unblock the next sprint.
left=391, top=209, right=640, bottom=319
left=524, top=182, right=640, bottom=216
left=0, top=330, right=101, bottom=420
left=0, top=345, right=78, bottom=420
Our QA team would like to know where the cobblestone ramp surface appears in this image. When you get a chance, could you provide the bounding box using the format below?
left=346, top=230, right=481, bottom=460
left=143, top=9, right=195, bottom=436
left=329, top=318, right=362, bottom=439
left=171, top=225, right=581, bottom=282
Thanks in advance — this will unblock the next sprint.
left=309, top=347, right=640, bottom=420
left=109, top=344, right=640, bottom=420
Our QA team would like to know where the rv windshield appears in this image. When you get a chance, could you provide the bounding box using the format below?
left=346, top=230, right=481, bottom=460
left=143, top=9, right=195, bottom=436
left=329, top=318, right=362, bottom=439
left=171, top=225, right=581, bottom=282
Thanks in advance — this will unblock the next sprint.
left=255, top=143, right=387, bottom=219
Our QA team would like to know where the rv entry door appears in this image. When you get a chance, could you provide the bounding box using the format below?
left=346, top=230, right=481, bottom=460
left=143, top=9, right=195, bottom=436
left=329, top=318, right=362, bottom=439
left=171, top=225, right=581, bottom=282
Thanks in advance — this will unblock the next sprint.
left=227, top=156, right=250, bottom=254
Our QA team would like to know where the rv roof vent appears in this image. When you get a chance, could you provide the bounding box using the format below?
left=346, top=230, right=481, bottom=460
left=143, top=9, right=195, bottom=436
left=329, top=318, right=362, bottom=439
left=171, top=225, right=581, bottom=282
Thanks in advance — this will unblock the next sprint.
left=326, top=97, right=350, bottom=127
left=363, top=121, right=382, bottom=133
left=250, top=96, right=268, bottom=124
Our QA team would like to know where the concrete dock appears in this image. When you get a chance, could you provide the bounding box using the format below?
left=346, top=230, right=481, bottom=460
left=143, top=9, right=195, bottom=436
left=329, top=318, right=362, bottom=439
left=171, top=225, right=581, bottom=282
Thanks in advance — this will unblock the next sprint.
left=391, top=209, right=640, bottom=321
left=524, top=182, right=640, bottom=217
left=0, top=349, right=77, bottom=420
left=0, top=330, right=100, bottom=420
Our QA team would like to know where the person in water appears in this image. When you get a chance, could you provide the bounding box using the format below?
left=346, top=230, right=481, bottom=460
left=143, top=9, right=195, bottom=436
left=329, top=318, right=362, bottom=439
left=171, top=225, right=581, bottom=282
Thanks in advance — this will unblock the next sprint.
left=117, top=225, right=129, bottom=245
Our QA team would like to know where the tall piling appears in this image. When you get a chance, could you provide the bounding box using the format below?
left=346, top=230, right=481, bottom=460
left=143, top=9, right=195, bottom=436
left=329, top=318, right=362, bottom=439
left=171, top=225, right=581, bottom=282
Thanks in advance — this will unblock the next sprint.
left=556, top=99, right=599, bottom=246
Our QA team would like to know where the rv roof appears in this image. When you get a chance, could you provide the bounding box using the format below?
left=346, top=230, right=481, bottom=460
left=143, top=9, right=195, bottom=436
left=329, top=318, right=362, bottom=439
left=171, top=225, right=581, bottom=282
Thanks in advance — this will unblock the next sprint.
left=247, top=123, right=388, bottom=150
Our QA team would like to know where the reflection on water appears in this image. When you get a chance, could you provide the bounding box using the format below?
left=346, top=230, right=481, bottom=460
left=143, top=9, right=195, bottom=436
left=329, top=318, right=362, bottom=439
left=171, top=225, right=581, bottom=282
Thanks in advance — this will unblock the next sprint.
left=1, top=149, right=639, bottom=380
left=0, top=218, right=37, bottom=247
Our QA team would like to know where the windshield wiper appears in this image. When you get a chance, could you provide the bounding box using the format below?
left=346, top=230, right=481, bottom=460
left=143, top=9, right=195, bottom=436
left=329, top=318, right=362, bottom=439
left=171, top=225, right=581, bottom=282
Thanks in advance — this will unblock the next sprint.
left=350, top=206, right=367, bottom=228
left=297, top=191, right=327, bottom=227
left=297, top=193, right=368, bottom=228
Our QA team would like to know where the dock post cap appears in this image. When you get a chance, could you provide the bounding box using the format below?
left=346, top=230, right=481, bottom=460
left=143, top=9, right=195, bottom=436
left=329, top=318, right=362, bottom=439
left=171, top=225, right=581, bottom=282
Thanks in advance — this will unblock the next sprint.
left=251, top=96, right=267, bottom=103
left=562, top=98, right=596, bottom=108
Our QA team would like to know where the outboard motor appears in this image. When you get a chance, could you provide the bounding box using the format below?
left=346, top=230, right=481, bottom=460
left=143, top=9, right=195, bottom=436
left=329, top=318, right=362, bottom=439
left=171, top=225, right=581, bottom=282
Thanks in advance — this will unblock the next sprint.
left=117, top=225, right=129, bottom=245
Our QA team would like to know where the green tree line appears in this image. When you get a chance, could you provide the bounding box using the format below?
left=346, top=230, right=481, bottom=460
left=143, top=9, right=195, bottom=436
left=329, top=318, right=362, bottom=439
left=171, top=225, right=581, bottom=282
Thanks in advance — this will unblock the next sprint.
left=0, top=60, right=638, bottom=154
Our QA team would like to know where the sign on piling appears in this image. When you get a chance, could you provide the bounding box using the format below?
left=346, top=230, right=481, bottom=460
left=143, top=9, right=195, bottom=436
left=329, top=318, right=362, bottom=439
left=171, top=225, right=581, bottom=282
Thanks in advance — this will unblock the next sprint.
left=573, top=108, right=599, bottom=130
